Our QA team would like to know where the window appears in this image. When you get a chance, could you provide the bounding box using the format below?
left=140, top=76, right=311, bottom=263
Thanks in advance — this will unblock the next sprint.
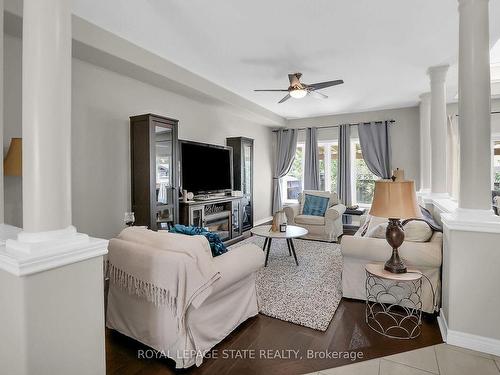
left=351, top=140, right=378, bottom=206
left=281, top=144, right=304, bottom=202
left=319, top=142, right=338, bottom=193
left=282, top=141, right=338, bottom=203
left=494, top=139, right=500, bottom=190
left=281, top=137, right=376, bottom=206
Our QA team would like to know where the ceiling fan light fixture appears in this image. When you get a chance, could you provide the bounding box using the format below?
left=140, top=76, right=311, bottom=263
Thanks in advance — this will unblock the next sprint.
left=290, top=88, right=307, bottom=99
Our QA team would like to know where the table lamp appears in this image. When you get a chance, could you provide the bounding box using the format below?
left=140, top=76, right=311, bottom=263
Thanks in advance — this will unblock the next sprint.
left=4, top=138, right=22, bottom=176
left=369, top=179, right=422, bottom=273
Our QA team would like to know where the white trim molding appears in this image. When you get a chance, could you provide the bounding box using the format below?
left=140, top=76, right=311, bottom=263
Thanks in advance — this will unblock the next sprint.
left=441, top=208, right=500, bottom=234
left=438, top=309, right=500, bottom=356
left=254, top=216, right=273, bottom=226
left=0, top=225, right=108, bottom=276
left=437, top=308, right=448, bottom=342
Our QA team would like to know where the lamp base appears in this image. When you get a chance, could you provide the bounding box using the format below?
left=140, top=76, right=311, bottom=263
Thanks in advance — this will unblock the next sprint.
left=384, top=218, right=407, bottom=274
left=384, top=250, right=407, bottom=273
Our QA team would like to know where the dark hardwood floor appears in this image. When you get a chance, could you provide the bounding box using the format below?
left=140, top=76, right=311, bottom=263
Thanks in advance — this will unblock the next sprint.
left=106, top=298, right=443, bottom=375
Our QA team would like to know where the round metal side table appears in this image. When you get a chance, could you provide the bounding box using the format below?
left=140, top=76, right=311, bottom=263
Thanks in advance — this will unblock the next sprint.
left=365, top=263, right=423, bottom=339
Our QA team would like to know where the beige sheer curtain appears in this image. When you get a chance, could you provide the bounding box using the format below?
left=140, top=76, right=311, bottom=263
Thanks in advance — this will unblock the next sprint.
left=447, top=115, right=460, bottom=199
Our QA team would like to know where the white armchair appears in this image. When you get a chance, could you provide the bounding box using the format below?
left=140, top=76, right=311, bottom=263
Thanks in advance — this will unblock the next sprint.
left=106, top=228, right=264, bottom=368
left=284, top=190, right=346, bottom=242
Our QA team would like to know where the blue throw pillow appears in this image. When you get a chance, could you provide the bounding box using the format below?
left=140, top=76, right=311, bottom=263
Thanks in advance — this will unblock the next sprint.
left=169, top=224, right=228, bottom=257
left=302, top=194, right=330, bottom=217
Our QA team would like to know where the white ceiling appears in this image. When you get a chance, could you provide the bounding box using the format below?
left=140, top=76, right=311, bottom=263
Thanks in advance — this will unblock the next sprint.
left=72, top=0, right=500, bottom=120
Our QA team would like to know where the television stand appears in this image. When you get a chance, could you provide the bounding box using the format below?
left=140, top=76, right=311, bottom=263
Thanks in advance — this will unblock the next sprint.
left=193, top=192, right=230, bottom=201
left=179, top=195, right=245, bottom=244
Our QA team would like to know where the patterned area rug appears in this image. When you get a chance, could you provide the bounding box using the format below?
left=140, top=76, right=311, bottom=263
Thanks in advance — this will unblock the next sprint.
left=231, top=236, right=343, bottom=331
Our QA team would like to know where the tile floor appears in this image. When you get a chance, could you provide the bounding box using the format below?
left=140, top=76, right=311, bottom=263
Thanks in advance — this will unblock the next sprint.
left=304, top=343, right=500, bottom=375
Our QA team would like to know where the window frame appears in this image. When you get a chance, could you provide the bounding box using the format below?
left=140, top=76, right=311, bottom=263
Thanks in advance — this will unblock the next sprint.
left=281, top=143, right=305, bottom=205
left=318, top=140, right=338, bottom=193
left=281, top=137, right=378, bottom=207
left=492, top=133, right=500, bottom=190
left=350, top=138, right=378, bottom=208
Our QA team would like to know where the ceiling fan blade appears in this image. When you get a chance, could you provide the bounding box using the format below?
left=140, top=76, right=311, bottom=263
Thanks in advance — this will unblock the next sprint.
left=278, top=94, right=291, bottom=104
left=308, top=79, right=344, bottom=90
left=308, top=90, right=328, bottom=99
left=288, top=73, right=302, bottom=86
left=254, top=89, right=289, bottom=92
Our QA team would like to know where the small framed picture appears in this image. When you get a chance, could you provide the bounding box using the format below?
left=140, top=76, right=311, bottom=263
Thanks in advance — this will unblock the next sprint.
left=279, top=223, right=287, bottom=232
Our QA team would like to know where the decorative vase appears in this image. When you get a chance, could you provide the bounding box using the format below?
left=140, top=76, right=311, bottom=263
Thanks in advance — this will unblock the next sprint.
left=271, top=213, right=280, bottom=232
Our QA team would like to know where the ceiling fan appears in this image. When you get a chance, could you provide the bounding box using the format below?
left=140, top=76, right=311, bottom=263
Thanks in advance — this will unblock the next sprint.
left=254, top=73, right=344, bottom=103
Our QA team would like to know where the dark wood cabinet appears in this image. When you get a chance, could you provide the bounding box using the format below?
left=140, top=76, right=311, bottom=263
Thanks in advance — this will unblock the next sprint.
left=130, top=114, right=179, bottom=230
left=226, top=137, right=253, bottom=231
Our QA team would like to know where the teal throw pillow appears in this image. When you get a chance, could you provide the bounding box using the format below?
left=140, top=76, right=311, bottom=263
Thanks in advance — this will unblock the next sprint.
left=302, top=194, right=329, bottom=217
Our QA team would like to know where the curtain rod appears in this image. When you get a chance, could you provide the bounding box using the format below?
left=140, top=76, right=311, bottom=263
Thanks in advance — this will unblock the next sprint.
left=272, top=120, right=395, bottom=133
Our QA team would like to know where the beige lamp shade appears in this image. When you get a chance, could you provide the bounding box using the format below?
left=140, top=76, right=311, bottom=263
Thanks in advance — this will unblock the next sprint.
left=4, top=138, right=22, bottom=176
left=369, top=179, right=422, bottom=219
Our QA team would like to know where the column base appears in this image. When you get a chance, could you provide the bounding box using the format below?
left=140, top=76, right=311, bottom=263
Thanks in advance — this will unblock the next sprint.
left=419, top=192, right=458, bottom=214
left=421, top=192, right=451, bottom=202
left=416, top=189, right=432, bottom=202
left=441, top=208, right=500, bottom=234
left=441, top=208, right=500, bottom=355
left=0, top=225, right=108, bottom=276
left=417, top=188, right=432, bottom=196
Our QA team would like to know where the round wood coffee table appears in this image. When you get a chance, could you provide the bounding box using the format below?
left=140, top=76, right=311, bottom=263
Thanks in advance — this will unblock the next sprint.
left=250, top=225, right=308, bottom=266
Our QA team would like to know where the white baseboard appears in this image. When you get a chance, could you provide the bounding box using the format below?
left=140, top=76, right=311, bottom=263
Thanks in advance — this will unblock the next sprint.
left=254, top=216, right=273, bottom=226
left=438, top=308, right=500, bottom=356
left=437, top=308, right=448, bottom=342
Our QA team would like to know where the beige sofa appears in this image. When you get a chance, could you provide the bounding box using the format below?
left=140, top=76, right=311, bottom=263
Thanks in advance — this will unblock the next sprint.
left=284, top=190, right=346, bottom=242
left=341, top=216, right=442, bottom=313
left=106, top=227, right=264, bottom=368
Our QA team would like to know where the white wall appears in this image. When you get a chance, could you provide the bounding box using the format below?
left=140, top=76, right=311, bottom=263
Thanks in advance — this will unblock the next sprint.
left=4, top=34, right=274, bottom=238
left=287, top=106, right=421, bottom=187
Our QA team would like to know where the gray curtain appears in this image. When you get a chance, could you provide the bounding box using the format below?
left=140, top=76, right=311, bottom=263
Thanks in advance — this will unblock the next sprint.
left=272, top=129, right=298, bottom=213
left=337, top=124, right=352, bottom=206
left=357, top=121, right=392, bottom=179
left=304, top=127, right=320, bottom=190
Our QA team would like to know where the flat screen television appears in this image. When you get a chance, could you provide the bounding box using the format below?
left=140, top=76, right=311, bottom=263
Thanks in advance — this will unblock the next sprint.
left=180, top=140, right=233, bottom=194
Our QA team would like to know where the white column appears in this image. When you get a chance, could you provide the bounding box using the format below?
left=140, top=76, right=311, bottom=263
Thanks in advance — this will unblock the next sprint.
left=22, top=0, right=72, bottom=232
left=428, top=65, right=449, bottom=195
left=439, top=0, right=500, bottom=356
left=458, top=0, right=491, bottom=210
left=0, top=1, right=108, bottom=374
left=419, top=93, right=432, bottom=193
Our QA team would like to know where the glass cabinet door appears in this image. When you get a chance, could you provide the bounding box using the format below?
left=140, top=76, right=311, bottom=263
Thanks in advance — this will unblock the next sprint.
left=155, top=125, right=174, bottom=229
left=232, top=200, right=241, bottom=237
left=241, top=141, right=252, bottom=229
left=190, top=206, right=204, bottom=228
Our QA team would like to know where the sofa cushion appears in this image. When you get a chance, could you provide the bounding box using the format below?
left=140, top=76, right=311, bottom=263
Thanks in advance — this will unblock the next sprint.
left=366, top=219, right=433, bottom=242
left=404, top=220, right=434, bottom=242
left=366, top=222, right=387, bottom=239
left=295, top=214, right=326, bottom=226
left=365, top=215, right=388, bottom=236
left=302, top=194, right=329, bottom=216
left=298, top=190, right=338, bottom=213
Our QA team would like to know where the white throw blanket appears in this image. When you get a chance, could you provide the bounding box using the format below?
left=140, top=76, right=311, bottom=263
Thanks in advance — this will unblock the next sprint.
left=107, top=227, right=220, bottom=330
